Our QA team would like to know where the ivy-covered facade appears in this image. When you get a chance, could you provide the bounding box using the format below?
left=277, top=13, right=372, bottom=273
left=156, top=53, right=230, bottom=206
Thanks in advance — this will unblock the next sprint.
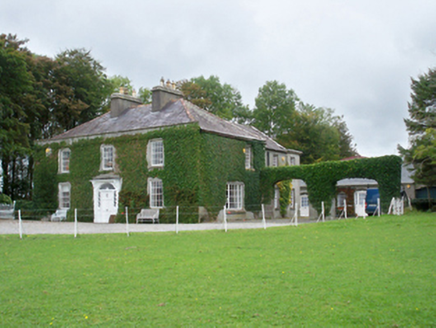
left=35, top=84, right=301, bottom=223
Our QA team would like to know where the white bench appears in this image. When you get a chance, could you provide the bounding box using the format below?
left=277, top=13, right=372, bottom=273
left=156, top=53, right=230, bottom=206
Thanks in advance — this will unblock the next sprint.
left=0, top=201, right=15, bottom=219
left=136, top=209, right=159, bottom=224
left=51, top=209, right=68, bottom=222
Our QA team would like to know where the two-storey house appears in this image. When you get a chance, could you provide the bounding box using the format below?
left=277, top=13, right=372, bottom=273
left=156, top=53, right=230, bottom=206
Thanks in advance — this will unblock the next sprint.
left=35, top=81, right=302, bottom=223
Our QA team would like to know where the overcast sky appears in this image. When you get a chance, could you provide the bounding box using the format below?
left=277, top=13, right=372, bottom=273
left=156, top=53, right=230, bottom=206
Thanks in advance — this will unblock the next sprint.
left=1, top=0, right=435, bottom=157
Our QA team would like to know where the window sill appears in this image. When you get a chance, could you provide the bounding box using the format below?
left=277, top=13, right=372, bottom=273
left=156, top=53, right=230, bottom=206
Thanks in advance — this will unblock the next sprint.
left=148, top=166, right=164, bottom=170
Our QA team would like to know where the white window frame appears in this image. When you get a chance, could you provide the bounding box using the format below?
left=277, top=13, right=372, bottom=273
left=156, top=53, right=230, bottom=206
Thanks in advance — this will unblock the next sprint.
left=274, top=185, right=280, bottom=209
left=289, top=156, right=296, bottom=166
left=337, top=192, right=346, bottom=207
left=148, top=139, right=164, bottom=168
left=226, top=182, right=244, bottom=210
left=101, top=145, right=115, bottom=171
left=58, top=182, right=71, bottom=209
left=149, top=178, right=164, bottom=208
left=59, top=148, right=70, bottom=173
left=272, top=154, right=279, bottom=167
left=245, top=145, right=252, bottom=169
left=301, top=195, right=309, bottom=207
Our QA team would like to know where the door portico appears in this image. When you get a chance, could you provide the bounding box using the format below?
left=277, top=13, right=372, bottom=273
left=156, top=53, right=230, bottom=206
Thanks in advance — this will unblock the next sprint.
left=91, top=174, right=122, bottom=223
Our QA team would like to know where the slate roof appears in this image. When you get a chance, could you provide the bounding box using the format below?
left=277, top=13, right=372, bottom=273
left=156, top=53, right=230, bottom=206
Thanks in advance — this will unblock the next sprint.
left=45, top=98, right=299, bottom=153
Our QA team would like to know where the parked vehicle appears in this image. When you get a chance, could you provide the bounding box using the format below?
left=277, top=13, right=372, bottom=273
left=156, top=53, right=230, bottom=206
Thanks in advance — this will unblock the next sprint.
left=365, top=188, right=380, bottom=215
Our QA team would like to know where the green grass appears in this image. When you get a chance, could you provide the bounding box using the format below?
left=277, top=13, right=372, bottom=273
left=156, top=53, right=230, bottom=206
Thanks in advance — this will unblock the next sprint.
left=1, top=212, right=435, bottom=327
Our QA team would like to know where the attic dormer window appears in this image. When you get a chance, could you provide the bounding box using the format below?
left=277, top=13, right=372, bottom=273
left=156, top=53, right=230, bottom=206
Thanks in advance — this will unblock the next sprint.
left=101, top=145, right=115, bottom=170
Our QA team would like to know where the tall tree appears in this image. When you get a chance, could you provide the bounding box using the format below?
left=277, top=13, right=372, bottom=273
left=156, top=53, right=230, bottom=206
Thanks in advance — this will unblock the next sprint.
left=252, top=81, right=298, bottom=138
left=333, top=115, right=358, bottom=159
left=399, top=67, right=436, bottom=202
left=51, top=48, right=112, bottom=131
left=179, top=75, right=249, bottom=121
left=277, top=103, right=342, bottom=164
left=0, top=34, right=34, bottom=198
left=1, top=39, right=114, bottom=199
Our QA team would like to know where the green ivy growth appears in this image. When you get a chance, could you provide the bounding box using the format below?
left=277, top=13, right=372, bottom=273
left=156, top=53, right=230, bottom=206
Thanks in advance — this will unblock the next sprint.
left=277, top=180, right=292, bottom=217
left=34, top=123, right=266, bottom=223
left=261, top=155, right=402, bottom=214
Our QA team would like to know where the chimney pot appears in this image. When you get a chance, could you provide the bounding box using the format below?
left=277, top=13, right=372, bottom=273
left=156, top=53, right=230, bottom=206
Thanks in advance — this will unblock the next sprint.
left=152, top=81, right=183, bottom=112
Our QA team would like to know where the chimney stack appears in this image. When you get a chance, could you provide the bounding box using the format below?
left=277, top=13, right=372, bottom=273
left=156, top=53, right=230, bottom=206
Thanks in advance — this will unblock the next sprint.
left=110, top=92, right=142, bottom=117
left=151, top=78, right=183, bottom=112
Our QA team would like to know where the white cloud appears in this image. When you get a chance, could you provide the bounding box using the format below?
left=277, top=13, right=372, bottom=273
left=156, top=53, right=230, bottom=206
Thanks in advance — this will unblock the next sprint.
left=1, top=0, right=435, bottom=157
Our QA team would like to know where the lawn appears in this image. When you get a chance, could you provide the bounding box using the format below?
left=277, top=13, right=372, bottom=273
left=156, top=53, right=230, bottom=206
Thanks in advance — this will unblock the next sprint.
left=1, top=212, right=435, bottom=327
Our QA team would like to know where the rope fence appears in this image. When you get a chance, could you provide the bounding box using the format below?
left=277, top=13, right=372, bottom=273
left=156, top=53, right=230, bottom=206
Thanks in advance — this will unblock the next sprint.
left=1, top=198, right=408, bottom=238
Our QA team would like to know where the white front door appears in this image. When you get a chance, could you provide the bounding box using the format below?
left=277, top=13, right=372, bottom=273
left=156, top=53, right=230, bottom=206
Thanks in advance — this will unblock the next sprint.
left=95, top=183, right=117, bottom=223
left=354, top=191, right=366, bottom=217
left=300, top=195, right=309, bottom=217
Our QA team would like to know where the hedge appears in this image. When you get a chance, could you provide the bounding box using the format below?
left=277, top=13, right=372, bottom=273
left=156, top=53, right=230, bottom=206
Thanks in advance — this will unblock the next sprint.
left=261, top=155, right=402, bottom=214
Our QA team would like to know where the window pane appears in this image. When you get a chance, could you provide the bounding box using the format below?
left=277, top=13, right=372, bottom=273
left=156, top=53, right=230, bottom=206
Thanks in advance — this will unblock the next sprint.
left=61, top=150, right=70, bottom=172
left=337, top=193, right=346, bottom=207
left=273, top=155, right=278, bottom=167
left=151, top=140, right=164, bottom=166
left=59, top=184, right=70, bottom=209
left=245, top=146, right=251, bottom=169
left=274, top=186, right=280, bottom=209
left=150, top=179, right=164, bottom=208
left=226, top=182, right=244, bottom=210
left=103, top=146, right=114, bottom=169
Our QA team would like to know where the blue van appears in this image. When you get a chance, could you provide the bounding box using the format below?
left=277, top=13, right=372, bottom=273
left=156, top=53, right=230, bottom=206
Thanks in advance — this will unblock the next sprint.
left=365, top=188, right=380, bottom=215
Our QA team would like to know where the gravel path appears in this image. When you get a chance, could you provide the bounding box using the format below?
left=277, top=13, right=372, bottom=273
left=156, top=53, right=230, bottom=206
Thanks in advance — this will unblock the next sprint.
left=0, top=219, right=307, bottom=236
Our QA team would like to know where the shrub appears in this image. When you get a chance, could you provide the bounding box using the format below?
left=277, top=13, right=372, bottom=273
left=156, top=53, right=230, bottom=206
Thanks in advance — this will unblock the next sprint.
left=411, top=198, right=436, bottom=212
left=0, top=194, right=12, bottom=204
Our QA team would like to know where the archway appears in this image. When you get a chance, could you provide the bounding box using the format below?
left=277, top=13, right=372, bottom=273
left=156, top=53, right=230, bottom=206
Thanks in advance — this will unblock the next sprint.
left=261, top=155, right=402, bottom=214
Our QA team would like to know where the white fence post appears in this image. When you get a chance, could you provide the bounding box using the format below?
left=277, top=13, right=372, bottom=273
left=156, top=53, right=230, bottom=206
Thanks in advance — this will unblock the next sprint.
left=74, top=208, right=78, bottom=238
left=125, top=206, right=129, bottom=237
left=377, top=198, right=381, bottom=217
left=176, top=206, right=179, bottom=234
left=401, top=197, right=404, bottom=215
left=261, top=204, right=266, bottom=230
left=18, top=210, right=23, bottom=239
left=322, top=201, right=325, bottom=222
left=388, top=197, right=394, bottom=214
left=223, top=205, right=227, bottom=232
left=291, top=203, right=298, bottom=226
left=344, top=200, right=348, bottom=219
left=317, top=202, right=325, bottom=222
